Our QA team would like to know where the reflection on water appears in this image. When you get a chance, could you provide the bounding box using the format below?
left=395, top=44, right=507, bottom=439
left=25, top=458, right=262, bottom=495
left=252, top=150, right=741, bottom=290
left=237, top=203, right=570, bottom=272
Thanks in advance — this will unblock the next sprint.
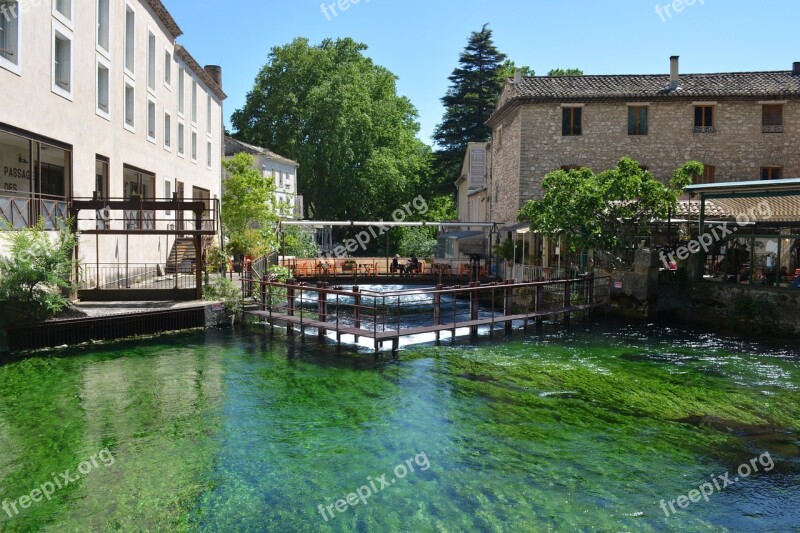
left=0, top=320, right=799, bottom=531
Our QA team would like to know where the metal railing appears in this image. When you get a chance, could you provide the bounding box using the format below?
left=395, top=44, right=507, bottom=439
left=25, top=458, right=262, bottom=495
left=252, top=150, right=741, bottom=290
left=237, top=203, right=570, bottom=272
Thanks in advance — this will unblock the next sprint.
left=78, top=263, right=197, bottom=290
left=245, top=275, right=610, bottom=349
left=0, top=191, right=68, bottom=229
left=762, top=124, right=783, bottom=133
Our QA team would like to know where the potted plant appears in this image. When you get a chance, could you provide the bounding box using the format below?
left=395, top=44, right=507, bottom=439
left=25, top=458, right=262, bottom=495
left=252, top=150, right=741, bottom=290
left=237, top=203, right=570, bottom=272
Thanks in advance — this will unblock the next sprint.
left=342, top=259, right=356, bottom=273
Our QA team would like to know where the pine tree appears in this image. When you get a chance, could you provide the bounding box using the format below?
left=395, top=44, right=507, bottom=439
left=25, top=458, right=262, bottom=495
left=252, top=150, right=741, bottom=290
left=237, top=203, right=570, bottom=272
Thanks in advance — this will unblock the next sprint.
left=432, top=24, right=507, bottom=194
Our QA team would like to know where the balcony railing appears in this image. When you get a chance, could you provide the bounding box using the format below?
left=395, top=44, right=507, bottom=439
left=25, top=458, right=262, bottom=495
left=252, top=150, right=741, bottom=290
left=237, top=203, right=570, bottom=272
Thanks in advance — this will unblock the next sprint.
left=693, top=126, right=716, bottom=134
left=762, top=124, right=783, bottom=133
left=0, top=191, right=67, bottom=230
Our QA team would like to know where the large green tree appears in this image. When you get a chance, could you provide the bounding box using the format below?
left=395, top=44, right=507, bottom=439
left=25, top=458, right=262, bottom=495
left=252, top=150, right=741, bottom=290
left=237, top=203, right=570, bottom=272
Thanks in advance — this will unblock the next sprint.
left=231, top=37, right=430, bottom=222
left=433, top=24, right=507, bottom=193
left=519, top=158, right=703, bottom=267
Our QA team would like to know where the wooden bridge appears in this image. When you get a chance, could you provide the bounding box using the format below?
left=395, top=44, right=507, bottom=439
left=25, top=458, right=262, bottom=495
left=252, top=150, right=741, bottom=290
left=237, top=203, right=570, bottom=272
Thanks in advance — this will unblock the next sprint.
left=243, top=275, right=610, bottom=352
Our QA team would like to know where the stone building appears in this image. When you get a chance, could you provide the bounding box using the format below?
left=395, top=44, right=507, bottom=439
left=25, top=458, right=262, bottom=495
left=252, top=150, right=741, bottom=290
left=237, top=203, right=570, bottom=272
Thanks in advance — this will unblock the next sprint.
left=486, top=57, right=800, bottom=225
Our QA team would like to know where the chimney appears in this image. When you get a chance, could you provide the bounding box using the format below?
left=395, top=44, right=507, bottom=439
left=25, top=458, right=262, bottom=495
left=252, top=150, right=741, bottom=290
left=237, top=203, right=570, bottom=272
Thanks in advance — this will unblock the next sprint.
left=513, top=68, right=522, bottom=84
left=204, top=65, right=222, bottom=90
left=669, top=56, right=679, bottom=90
left=793, top=62, right=800, bottom=75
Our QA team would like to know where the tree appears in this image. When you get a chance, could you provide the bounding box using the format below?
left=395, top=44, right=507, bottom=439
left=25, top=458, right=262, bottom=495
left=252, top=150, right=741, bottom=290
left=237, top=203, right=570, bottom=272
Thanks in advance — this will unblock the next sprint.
left=519, top=158, right=702, bottom=267
left=0, top=219, right=77, bottom=323
left=282, top=225, right=320, bottom=258
left=398, top=228, right=437, bottom=259
left=221, top=152, right=280, bottom=257
left=547, top=68, right=584, bottom=77
left=498, top=60, right=534, bottom=79
left=231, top=37, right=430, bottom=222
left=433, top=24, right=507, bottom=194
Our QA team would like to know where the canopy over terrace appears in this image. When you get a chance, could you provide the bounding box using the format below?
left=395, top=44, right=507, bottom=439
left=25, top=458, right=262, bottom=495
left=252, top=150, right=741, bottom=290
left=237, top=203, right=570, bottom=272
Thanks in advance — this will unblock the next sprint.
left=684, top=178, right=800, bottom=285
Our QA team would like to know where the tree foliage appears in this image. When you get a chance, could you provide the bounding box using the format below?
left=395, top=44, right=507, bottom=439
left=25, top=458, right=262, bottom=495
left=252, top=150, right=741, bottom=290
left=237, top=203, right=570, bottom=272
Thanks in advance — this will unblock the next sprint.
left=0, top=219, right=77, bottom=323
left=221, top=152, right=280, bottom=257
left=547, top=68, right=584, bottom=76
left=231, top=37, right=430, bottom=222
left=519, top=158, right=702, bottom=266
left=398, top=228, right=437, bottom=259
left=281, top=225, right=320, bottom=258
left=433, top=24, right=507, bottom=193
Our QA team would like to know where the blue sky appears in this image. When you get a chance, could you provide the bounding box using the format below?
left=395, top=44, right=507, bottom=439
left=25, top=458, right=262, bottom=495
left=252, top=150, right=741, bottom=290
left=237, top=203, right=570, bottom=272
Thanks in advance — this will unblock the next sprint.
left=165, top=0, right=799, bottom=147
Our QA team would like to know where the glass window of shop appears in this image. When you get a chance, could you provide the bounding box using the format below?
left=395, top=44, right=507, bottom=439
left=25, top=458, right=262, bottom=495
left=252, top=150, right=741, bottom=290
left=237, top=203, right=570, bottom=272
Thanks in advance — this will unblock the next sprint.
left=705, top=233, right=800, bottom=288
left=0, top=130, right=70, bottom=199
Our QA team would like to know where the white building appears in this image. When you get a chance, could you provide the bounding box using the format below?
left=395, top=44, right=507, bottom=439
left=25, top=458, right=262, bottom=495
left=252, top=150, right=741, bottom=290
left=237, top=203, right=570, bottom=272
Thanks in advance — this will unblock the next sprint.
left=0, top=0, right=225, bottom=281
left=224, top=137, right=302, bottom=219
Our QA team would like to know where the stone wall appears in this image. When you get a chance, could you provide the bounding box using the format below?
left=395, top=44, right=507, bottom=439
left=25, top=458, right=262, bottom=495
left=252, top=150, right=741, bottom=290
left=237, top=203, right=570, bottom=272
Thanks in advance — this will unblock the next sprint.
left=490, top=98, right=800, bottom=223
left=678, top=282, right=800, bottom=336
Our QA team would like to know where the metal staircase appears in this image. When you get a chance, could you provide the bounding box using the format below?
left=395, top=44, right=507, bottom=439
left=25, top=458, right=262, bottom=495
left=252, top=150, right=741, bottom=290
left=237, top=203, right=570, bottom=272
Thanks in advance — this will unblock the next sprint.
left=165, top=238, right=197, bottom=274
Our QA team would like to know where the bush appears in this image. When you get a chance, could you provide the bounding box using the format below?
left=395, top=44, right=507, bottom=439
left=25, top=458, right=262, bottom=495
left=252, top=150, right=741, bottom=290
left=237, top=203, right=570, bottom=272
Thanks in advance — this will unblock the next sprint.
left=0, top=220, right=77, bottom=324
left=203, top=276, right=243, bottom=321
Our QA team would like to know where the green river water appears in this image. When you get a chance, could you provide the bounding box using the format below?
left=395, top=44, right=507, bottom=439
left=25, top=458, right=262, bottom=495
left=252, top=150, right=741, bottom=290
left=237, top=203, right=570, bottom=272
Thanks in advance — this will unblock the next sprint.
left=0, top=318, right=798, bottom=532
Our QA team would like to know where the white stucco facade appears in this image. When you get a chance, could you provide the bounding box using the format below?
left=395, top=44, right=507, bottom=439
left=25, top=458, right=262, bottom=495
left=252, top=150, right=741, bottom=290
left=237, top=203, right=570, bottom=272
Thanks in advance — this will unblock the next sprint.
left=223, top=137, right=302, bottom=219
left=0, top=0, right=225, bottom=268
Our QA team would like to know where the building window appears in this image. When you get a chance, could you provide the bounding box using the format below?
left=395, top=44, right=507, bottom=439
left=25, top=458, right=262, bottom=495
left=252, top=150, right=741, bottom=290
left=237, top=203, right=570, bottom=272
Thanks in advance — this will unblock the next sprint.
left=177, top=67, right=185, bottom=115
left=164, top=178, right=171, bottom=214
left=760, top=166, right=782, bottom=180
left=52, top=28, right=72, bottom=97
left=495, top=126, right=503, bottom=148
left=562, top=107, right=582, bottom=136
left=164, top=112, right=171, bottom=150
left=164, top=49, right=171, bottom=87
left=191, top=81, right=198, bottom=124
left=147, top=30, right=156, bottom=92
left=762, top=104, right=783, bottom=133
left=95, top=156, right=109, bottom=199
left=96, top=0, right=109, bottom=52
left=206, top=141, right=212, bottom=169
left=207, top=95, right=212, bottom=134
left=177, top=122, right=185, bottom=156
left=54, top=0, right=71, bottom=23
left=0, top=1, right=20, bottom=71
left=147, top=100, right=156, bottom=142
left=694, top=105, right=714, bottom=133
left=627, top=106, right=648, bottom=135
left=191, top=131, right=197, bottom=162
left=96, top=60, right=110, bottom=117
left=124, top=81, right=135, bottom=130
left=696, top=165, right=715, bottom=184
left=561, top=165, right=583, bottom=171
left=124, top=4, right=134, bottom=74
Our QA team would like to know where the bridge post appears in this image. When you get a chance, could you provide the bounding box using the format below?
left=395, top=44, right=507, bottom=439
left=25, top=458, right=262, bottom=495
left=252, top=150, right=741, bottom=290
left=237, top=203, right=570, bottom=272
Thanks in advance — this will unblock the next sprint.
left=535, top=282, right=544, bottom=329
left=470, top=282, right=479, bottom=336
left=318, top=283, right=327, bottom=339
left=287, top=281, right=295, bottom=335
left=563, top=279, right=572, bottom=325
left=433, top=284, right=442, bottom=342
left=504, top=280, right=513, bottom=333
left=353, top=286, right=361, bottom=342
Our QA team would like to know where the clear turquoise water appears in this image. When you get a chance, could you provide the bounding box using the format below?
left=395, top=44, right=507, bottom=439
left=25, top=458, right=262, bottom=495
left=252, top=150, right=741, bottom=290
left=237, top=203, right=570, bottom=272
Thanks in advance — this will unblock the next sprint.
left=0, top=320, right=799, bottom=531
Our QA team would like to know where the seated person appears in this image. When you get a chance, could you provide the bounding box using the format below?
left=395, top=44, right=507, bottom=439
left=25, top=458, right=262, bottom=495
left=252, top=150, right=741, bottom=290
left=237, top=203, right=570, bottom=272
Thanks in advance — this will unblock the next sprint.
left=792, top=275, right=800, bottom=289
left=737, top=265, right=750, bottom=284
left=406, top=255, right=420, bottom=274
left=391, top=254, right=402, bottom=274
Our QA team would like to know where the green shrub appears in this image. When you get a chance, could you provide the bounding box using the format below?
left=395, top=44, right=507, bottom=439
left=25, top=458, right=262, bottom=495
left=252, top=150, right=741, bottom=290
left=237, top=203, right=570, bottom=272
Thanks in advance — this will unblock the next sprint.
left=0, top=219, right=77, bottom=324
left=203, top=276, right=243, bottom=320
